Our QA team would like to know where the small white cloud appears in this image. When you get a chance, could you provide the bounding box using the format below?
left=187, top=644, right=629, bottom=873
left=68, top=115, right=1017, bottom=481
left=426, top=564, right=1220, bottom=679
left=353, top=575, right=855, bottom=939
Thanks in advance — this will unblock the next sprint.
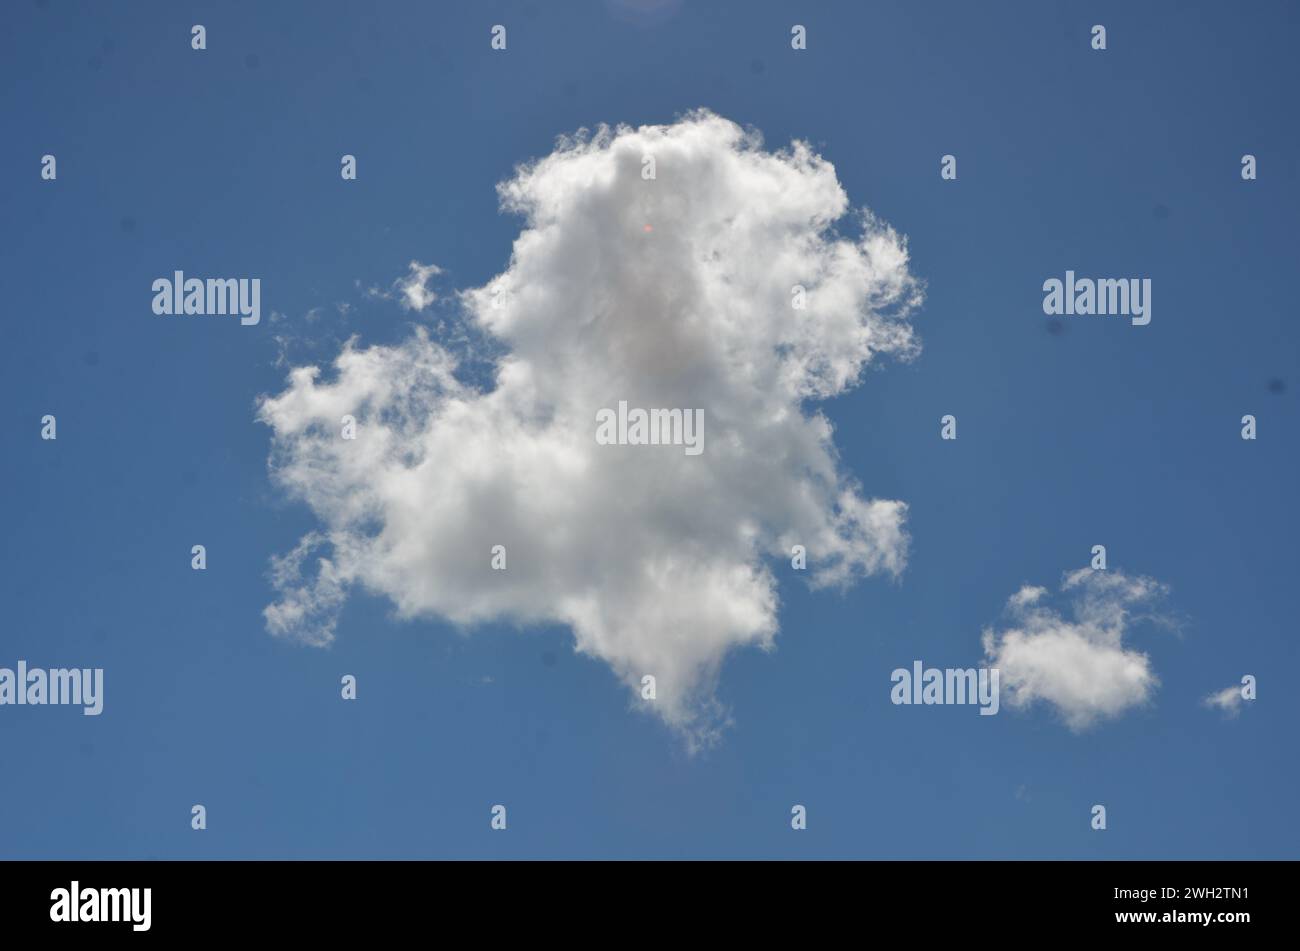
left=1202, top=684, right=1244, bottom=718
left=263, top=532, right=348, bottom=647
left=982, top=567, right=1169, bottom=730
left=356, top=263, right=444, bottom=312
left=1009, top=584, right=1047, bottom=609
left=396, top=261, right=442, bottom=311
left=270, top=333, right=291, bottom=368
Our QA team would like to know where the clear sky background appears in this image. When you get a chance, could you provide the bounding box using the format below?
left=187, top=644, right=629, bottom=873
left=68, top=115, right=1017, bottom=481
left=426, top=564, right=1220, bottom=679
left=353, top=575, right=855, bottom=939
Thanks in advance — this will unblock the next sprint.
left=2, top=0, right=1297, bottom=859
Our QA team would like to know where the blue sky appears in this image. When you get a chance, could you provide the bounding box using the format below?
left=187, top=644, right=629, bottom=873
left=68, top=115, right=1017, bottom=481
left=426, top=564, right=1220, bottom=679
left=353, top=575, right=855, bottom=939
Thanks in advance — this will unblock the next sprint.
left=1, top=0, right=1297, bottom=859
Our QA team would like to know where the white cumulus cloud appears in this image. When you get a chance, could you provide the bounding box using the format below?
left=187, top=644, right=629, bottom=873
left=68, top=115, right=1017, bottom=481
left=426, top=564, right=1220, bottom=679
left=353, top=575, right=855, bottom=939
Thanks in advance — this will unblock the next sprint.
left=1202, top=683, right=1245, bottom=717
left=982, top=568, right=1169, bottom=731
left=357, top=262, right=444, bottom=311
left=395, top=261, right=442, bottom=311
left=257, top=110, right=923, bottom=748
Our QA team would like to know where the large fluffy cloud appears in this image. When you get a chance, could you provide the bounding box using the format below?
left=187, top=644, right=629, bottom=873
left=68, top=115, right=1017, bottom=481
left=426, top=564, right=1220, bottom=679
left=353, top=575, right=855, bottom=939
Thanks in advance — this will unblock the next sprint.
left=257, top=110, right=923, bottom=747
left=982, top=568, right=1169, bottom=730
